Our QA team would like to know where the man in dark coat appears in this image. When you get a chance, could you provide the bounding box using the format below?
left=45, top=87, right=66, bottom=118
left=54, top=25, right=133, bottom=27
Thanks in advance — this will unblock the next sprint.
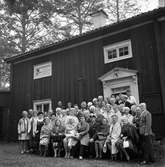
left=139, top=103, right=154, bottom=165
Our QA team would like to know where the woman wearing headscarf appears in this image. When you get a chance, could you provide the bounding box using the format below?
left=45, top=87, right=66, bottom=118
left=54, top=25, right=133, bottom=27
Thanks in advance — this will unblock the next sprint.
left=17, top=111, right=31, bottom=154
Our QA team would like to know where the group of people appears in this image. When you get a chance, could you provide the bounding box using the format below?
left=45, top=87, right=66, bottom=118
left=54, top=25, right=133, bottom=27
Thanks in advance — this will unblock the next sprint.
left=17, top=90, right=155, bottom=165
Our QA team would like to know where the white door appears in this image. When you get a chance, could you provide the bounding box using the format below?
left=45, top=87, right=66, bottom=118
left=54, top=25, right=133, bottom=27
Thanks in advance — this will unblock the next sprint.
left=99, top=68, right=139, bottom=103
left=103, top=76, right=139, bottom=103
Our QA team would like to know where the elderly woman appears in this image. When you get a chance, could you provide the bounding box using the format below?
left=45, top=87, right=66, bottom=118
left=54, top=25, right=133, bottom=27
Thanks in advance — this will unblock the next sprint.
left=132, top=106, right=142, bottom=129
left=98, top=95, right=104, bottom=108
left=104, top=103, right=113, bottom=125
left=116, top=117, right=139, bottom=161
left=56, top=107, right=63, bottom=120
left=104, top=114, right=121, bottom=160
left=63, top=109, right=79, bottom=159
left=18, top=110, right=31, bottom=154
left=112, top=105, right=121, bottom=123
left=51, top=119, right=65, bottom=157
left=121, top=107, right=133, bottom=124
left=39, top=117, right=52, bottom=157
left=77, top=115, right=90, bottom=160
left=66, top=102, right=73, bottom=114
left=30, top=110, right=38, bottom=153
left=100, top=101, right=107, bottom=117
left=109, top=97, right=116, bottom=106
left=92, top=116, right=109, bottom=159
left=33, top=112, right=44, bottom=154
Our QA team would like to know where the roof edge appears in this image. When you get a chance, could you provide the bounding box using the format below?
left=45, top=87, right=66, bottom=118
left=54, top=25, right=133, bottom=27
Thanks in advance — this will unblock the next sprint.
left=6, top=7, right=165, bottom=63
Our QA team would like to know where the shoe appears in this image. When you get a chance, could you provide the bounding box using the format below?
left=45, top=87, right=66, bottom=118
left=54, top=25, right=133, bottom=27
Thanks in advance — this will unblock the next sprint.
left=140, top=161, right=148, bottom=165
left=126, top=155, right=130, bottom=161
left=79, top=156, right=83, bottom=160
left=21, top=151, right=24, bottom=154
left=95, top=155, right=99, bottom=160
left=70, top=156, right=74, bottom=159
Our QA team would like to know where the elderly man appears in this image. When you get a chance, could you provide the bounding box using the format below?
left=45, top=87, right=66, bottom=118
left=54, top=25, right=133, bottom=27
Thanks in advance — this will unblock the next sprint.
left=139, top=103, right=154, bottom=165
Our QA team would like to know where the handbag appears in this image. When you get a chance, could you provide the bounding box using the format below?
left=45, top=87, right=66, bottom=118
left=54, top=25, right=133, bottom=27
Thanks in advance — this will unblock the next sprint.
left=123, top=140, right=129, bottom=148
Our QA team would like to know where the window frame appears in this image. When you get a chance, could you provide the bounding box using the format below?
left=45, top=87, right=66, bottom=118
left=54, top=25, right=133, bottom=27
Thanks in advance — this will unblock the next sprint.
left=103, top=40, right=133, bottom=64
left=33, top=99, right=52, bottom=112
left=33, top=61, right=52, bottom=80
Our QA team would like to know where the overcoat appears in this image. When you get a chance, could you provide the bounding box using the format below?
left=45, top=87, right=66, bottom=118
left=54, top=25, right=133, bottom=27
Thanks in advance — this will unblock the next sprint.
left=17, top=117, right=31, bottom=140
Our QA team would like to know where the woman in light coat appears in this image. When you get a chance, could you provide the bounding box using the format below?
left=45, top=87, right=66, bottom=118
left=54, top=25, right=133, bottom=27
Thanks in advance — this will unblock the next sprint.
left=104, top=114, right=121, bottom=160
left=63, top=109, right=79, bottom=159
left=17, top=110, right=31, bottom=154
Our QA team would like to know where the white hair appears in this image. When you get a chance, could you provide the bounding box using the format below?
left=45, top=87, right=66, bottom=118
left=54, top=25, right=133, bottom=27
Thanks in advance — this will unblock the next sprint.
left=139, top=103, right=147, bottom=110
left=123, top=107, right=130, bottom=112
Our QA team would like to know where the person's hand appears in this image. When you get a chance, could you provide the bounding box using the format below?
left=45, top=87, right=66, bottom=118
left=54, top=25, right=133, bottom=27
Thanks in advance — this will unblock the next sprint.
left=90, top=138, right=94, bottom=142
left=144, top=133, right=148, bottom=136
left=123, top=137, right=127, bottom=140
left=76, top=133, right=80, bottom=138
left=35, top=130, right=39, bottom=134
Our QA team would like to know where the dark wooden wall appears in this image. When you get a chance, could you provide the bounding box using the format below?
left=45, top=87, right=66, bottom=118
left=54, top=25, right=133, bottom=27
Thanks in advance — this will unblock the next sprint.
left=8, top=21, right=165, bottom=140
left=0, top=91, right=10, bottom=140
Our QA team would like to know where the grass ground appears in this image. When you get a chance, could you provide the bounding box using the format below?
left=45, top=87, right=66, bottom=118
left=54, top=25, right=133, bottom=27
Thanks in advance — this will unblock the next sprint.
left=0, top=142, right=164, bottom=167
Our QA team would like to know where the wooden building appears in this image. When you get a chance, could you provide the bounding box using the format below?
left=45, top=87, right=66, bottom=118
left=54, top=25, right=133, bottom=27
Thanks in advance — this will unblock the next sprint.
left=6, top=8, right=165, bottom=140
left=0, top=89, right=10, bottom=140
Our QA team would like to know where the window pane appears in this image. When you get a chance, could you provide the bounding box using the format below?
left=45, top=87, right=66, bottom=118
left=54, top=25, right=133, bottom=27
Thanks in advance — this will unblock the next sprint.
left=124, top=47, right=129, bottom=55
left=119, top=46, right=129, bottom=57
left=43, top=103, right=50, bottom=112
left=108, top=49, right=117, bottom=59
left=36, top=104, right=42, bottom=112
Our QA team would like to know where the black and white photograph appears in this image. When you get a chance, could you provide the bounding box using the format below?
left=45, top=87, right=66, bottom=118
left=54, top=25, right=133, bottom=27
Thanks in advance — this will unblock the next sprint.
left=0, top=0, right=165, bottom=166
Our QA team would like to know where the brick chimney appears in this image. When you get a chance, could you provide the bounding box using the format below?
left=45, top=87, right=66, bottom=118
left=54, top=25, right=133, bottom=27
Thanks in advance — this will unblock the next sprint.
left=90, top=9, right=108, bottom=29
left=159, top=0, right=165, bottom=7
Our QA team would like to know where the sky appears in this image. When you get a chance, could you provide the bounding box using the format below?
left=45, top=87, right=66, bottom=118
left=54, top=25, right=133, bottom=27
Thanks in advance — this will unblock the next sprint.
left=139, top=0, right=159, bottom=12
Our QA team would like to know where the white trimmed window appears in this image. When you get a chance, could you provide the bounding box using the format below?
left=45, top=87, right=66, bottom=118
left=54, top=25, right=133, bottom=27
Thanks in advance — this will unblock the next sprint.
left=104, top=40, right=133, bottom=64
left=33, top=62, right=52, bottom=79
left=33, top=99, right=52, bottom=112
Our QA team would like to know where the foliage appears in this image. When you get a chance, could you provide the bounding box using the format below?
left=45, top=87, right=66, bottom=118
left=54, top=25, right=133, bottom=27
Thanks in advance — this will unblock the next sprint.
left=52, top=0, right=104, bottom=34
left=106, top=0, right=141, bottom=22
left=0, top=0, right=60, bottom=87
left=0, top=0, right=147, bottom=88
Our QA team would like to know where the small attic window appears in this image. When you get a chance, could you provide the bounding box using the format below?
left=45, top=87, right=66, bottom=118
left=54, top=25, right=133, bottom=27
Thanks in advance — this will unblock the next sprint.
left=103, top=40, right=133, bottom=64
left=33, top=62, right=52, bottom=79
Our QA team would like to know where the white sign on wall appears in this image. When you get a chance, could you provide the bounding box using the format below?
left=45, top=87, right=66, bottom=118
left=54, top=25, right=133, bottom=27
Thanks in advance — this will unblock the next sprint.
left=33, top=62, right=52, bottom=79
